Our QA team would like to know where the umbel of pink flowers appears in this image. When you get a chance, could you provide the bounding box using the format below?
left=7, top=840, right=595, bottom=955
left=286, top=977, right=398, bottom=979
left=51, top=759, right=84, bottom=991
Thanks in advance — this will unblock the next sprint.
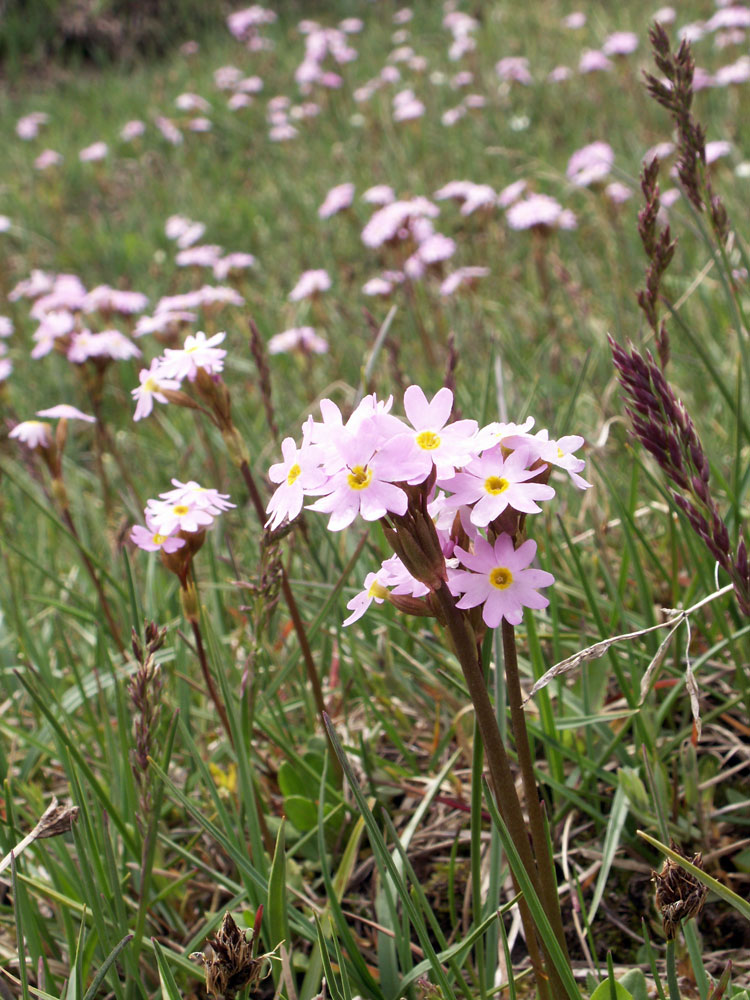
left=266, top=386, right=590, bottom=629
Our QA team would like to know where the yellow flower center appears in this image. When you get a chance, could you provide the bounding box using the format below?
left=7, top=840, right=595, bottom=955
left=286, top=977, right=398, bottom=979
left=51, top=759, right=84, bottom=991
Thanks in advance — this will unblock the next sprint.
left=152, top=533, right=167, bottom=546
left=287, top=463, right=301, bottom=485
left=173, top=504, right=189, bottom=516
left=347, top=465, right=373, bottom=491
left=416, top=430, right=441, bottom=451
left=557, top=447, right=564, bottom=458
left=368, top=580, right=390, bottom=600
left=489, top=566, right=513, bottom=590
left=484, top=475, right=509, bottom=495
left=144, top=376, right=158, bottom=392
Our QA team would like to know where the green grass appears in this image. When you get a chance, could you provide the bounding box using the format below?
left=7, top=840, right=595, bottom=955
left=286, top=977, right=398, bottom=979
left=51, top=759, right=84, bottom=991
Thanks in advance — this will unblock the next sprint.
left=0, top=2, right=749, bottom=998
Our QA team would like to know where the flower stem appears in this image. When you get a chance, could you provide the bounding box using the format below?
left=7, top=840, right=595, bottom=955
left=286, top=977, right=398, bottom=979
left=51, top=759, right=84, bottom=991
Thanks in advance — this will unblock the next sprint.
left=59, top=506, right=125, bottom=655
left=501, top=619, right=571, bottom=964
left=431, top=582, right=564, bottom=1000
left=190, top=615, right=234, bottom=749
left=238, top=458, right=327, bottom=721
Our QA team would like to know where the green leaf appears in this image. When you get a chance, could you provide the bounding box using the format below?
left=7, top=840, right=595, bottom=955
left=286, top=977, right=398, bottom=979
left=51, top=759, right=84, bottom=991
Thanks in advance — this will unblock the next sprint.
left=590, top=980, right=633, bottom=1000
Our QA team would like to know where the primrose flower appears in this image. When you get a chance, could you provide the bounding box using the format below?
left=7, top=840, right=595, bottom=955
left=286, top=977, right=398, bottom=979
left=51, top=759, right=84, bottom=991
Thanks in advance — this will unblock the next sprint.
left=159, top=331, right=226, bottom=381
left=9, top=420, right=53, bottom=449
left=67, top=329, right=141, bottom=364
left=442, top=445, right=555, bottom=526
left=0, top=317, right=12, bottom=338
left=79, top=141, right=108, bottom=162
left=343, top=571, right=391, bottom=625
left=36, top=405, right=95, bottom=422
left=503, top=429, right=592, bottom=490
left=318, top=183, right=355, bottom=219
left=448, top=535, right=555, bottom=627
left=145, top=496, right=217, bottom=536
left=0, top=358, right=11, bottom=381
left=157, top=480, right=235, bottom=513
left=132, top=360, right=182, bottom=421
left=266, top=437, right=328, bottom=529
left=566, top=142, right=614, bottom=188
left=390, top=386, right=478, bottom=482
left=289, top=269, right=331, bottom=301
left=213, top=252, right=257, bottom=280
left=120, top=119, right=146, bottom=141
left=35, top=149, right=63, bottom=170
left=306, top=424, right=419, bottom=531
left=268, top=327, right=328, bottom=355
left=130, top=518, right=187, bottom=553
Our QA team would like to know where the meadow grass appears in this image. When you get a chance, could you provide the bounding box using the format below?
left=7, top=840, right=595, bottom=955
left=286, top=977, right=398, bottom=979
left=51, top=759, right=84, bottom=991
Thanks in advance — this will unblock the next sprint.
left=0, top=2, right=749, bottom=999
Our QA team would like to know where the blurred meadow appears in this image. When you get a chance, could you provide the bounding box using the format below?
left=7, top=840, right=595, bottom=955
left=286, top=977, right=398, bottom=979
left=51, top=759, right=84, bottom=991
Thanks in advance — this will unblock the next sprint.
left=0, top=1, right=749, bottom=998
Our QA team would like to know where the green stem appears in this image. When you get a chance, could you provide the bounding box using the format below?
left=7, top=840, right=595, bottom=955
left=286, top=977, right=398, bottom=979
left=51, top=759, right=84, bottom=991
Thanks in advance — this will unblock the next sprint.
left=60, top=506, right=125, bottom=655
left=502, top=620, right=571, bottom=965
left=431, top=583, right=563, bottom=1000
left=239, top=458, right=327, bottom=721
left=190, top=615, right=234, bottom=749
left=666, top=937, right=681, bottom=1000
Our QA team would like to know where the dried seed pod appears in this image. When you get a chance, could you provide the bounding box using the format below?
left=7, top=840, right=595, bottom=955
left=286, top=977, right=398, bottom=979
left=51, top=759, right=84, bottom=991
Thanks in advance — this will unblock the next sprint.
left=652, top=842, right=708, bottom=939
left=191, top=908, right=271, bottom=1000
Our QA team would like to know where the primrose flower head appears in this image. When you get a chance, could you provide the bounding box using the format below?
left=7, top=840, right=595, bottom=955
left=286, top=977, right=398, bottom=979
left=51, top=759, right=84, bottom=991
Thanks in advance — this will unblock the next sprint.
left=448, top=535, right=555, bottom=627
left=9, top=420, right=53, bottom=450
left=265, top=388, right=589, bottom=629
left=159, top=331, right=227, bottom=382
left=36, top=405, right=95, bottom=423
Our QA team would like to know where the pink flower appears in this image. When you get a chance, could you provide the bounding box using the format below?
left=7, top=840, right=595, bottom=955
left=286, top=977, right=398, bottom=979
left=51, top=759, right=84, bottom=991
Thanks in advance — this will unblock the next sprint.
left=83, top=285, right=149, bottom=314
left=562, top=12, right=586, bottom=28
left=602, top=31, right=639, bottom=56
left=132, top=360, right=182, bottom=421
left=9, top=420, right=53, bottom=449
left=31, top=310, right=75, bottom=359
left=176, top=245, right=223, bottom=268
left=160, top=331, right=227, bottom=381
left=145, top=496, right=215, bottom=536
left=155, top=117, right=182, bottom=145
left=0, top=358, right=12, bottom=382
left=266, top=437, right=328, bottom=529
left=495, top=57, right=532, bottom=85
left=0, top=317, right=13, bottom=337
left=566, top=141, right=614, bottom=187
left=506, top=194, right=576, bottom=231
left=134, top=311, right=196, bottom=336
left=36, top=405, right=95, bottom=422
left=67, top=329, right=141, bottom=363
left=268, top=327, right=328, bottom=355
left=158, top=480, right=235, bottom=513
left=439, top=266, right=490, bottom=296
left=212, top=252, right=257, bottom=280
left=390, top=385, right=478, bottom=482
left=578, top=50, right=613, bottom=74
left=34, top=149, right=63, bottom=170
left=448, top=535, right=554, bottom=627
left=502, top=429, right=591, bottom=489
left=120, top=120, right=146, bottom=141
left=16, top=112, right=48, bottom=140
left=306, top=423, right=418, bottom=531
left=442, top=445, right=555, bottom=526
left=318, top=182, right=355, bottom=218
left=130, top=519, right=186, bottom=553
left=79, top=141, right=108, bottom=162
left=605, top=181, right=632, bottom=204
left=289, top=269, right=331, bottom=301
left=343, top=571, right=391, bottom=625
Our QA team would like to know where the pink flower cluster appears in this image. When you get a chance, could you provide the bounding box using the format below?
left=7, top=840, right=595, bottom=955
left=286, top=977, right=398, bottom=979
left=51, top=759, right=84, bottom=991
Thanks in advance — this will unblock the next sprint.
left=130, top=480, right=235, bottom=553
left=266, top=386, right=590, bottom=628
left=131, top=331, right=227, bottom=420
